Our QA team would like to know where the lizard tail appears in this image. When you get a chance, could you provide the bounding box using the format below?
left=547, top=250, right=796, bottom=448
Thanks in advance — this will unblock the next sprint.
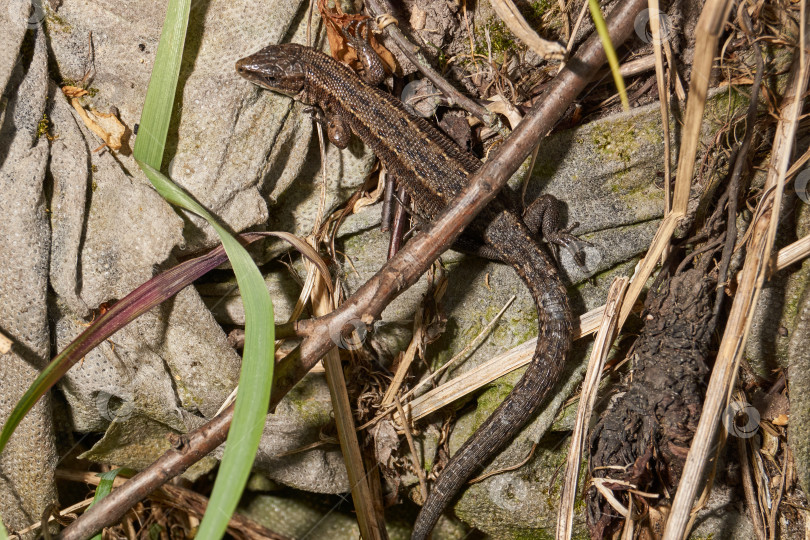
left=411, top=216, right=571, bottom=540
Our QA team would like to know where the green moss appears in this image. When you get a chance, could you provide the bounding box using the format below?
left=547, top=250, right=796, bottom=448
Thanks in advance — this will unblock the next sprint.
left=589, top=116, right=661, bottom=165
left=475, top=18, right=522, bottom=58
left=285, top=375, right=333, bottom=425
left=45, top=8, right=72, bottom=32
left=526, top=0, right=563, bottom=34
left=585, top=115, right=666, bottom=204
left=505, top=529, right=555, bottom=540
left=36, top=112, right=49, bottom=138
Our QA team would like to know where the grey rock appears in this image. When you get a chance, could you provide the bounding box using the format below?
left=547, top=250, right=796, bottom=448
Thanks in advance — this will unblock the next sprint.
left=0, top=27, right=58, bottom=535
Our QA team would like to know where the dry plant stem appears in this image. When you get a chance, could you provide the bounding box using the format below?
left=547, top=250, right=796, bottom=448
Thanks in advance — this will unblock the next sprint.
left=55, top=470, right=291, bottom=540
left=59, top=1, right=646, bottom=536
left=710, top=23, right=763, bottom=331
left=13, top=499, right=93, bottom=536
left=363, top=0, right=497, bottom=127
left=556, top=277, right=629, bottom=540
left=647, top=0, right=672, bottom=251
left=738, top=421, right=767, bottom=540
left=662, top=6, right=809, bottom=537
left=617, top=0, right=734, bottom=328
left=381, top=310, right=422, bottom=406
left=312, top=272, right=385, bottom=538
left=394, top=396, right=428, bottom=500
left=775, top=232, right=810, bottom=269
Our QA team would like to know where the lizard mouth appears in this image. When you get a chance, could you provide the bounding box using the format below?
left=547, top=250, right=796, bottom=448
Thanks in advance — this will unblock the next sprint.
left=235, top=57, right=301, bottom=98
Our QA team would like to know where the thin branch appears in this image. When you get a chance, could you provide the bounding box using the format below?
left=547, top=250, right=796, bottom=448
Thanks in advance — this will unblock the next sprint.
left=364, top=0, right=498, bottom=127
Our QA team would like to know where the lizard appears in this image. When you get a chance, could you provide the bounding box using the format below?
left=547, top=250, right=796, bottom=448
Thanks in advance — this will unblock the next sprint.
left=236, top=41, right=576, bottom=540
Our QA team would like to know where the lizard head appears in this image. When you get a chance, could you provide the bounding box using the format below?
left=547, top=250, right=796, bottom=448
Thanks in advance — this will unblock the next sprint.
left=236, top=43, right=306, bottom=97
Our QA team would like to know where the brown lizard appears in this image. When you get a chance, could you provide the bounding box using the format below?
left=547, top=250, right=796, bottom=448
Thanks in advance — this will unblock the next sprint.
left=236, top=42, right=576, bottom=540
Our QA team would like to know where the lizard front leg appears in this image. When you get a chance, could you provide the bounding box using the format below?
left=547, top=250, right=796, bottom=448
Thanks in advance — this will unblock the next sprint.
left=303, top=103, right=352, bottom=149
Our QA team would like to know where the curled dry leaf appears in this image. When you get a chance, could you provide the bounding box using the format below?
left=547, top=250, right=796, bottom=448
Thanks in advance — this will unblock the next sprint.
left=0, top=331, right=12, bottom=355
left=486, top=95, right=524, bottom=129
left=62, top=86, right=125, bottom=151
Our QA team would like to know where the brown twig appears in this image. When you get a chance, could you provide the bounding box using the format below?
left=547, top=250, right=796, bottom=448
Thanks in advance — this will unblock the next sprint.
left=363, top=0, right=499, bottom=128
left=58, top=0, right=647, bottom=536
left=709, top=9, right=764, bottom=331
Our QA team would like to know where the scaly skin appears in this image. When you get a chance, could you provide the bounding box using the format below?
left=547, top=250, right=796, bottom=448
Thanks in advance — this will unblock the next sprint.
left=236, top=44, right=572, bottom=540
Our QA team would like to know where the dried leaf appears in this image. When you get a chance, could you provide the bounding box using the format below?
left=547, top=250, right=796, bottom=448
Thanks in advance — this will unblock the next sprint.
left=316, top=0, right=398, bottom=75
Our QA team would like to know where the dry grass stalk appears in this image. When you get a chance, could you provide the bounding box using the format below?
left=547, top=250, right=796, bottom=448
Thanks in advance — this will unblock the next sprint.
left=301, top=123, right=385, bottom=539
left=13, top=497, right=93, bottom=537
left=646, top=0, right=673, bottom=258
left=774, top=233, right=810, bottom=270
left=662, top=6, right=809, bottom=537
left=391, top=301, right=607, bottom=425
left=381, top=311, right=424, bottom=406
left=312, top=272, right=386, bottom=540
left=394, top=396, right=428, bottom=500
left=556, top=277, right=629, bottom=540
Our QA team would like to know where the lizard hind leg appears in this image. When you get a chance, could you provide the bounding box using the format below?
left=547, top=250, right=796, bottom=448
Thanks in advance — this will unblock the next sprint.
left=342, top=19, right=386, bottom=85
left=523, top=194, right=591, bottom=268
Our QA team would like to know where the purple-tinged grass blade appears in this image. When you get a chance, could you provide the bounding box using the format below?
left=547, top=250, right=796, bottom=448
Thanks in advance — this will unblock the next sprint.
left=0, top=234, right=264, bottom=454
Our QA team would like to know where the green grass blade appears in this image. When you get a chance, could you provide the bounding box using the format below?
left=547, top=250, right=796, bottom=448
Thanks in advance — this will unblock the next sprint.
left=0, top=515, right=7, bottom=540
left=588, top=0, right=630, bottom=111
left=132, top=0, right=190, bottom=168
left=131, top=1, right=274, bottom=535
left=89, top=468, right=133, bottom=540
left=136, top=164, right=275, bottom=540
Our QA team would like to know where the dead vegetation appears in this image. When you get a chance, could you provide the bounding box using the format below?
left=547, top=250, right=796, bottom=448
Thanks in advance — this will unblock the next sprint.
left=6, top=0, right=809, bottom=537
